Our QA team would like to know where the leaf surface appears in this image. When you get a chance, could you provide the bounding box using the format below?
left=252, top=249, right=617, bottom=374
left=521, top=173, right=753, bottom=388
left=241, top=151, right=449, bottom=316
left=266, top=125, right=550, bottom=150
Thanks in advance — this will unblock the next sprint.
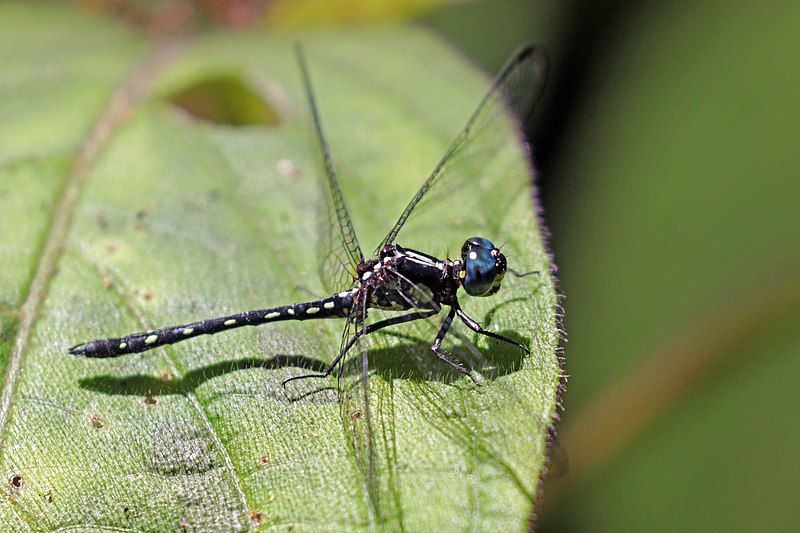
left=0, top=6, right=561, bottom=531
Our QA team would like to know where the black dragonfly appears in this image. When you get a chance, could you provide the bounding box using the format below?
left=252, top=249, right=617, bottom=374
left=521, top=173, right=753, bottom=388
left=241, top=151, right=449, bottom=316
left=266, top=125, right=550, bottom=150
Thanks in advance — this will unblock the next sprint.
left=69, top=44, right=546, bottom=390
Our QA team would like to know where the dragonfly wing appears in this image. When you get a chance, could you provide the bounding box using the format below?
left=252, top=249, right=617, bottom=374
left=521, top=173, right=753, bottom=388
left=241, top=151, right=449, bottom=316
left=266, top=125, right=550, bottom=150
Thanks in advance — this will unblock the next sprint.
left=334, top=269, right=548, bottom=525
left=336, top=297, right=386, bottom=524
left=375, top=46, right=547, bottom=255
left=295, top=44, right=364, bottom=294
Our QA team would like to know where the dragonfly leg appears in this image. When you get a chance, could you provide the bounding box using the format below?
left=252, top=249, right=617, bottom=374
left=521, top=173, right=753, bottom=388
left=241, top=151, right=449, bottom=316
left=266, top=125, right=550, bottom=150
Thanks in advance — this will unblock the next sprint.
left=431, top=308, right=479, bottom=385
left=282, top=309, right=438, bottom=388
left=455, top=306, right=530, bottom=355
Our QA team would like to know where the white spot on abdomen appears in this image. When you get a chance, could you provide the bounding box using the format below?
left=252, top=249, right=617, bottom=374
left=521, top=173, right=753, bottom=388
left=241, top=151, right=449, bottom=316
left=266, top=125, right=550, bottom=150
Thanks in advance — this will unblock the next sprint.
left=224, top=319, right=236, bottom=326
left=145, top=335, right=158, bottom=345
left=265, top=311, right=280, bottom=319
left=182, top=328, right=194, bottom=336
left=323, top=301, right=335, bottom=309
left=306, top=307, right=320, bottom=315
left=287, top=308, right=295, bottom=315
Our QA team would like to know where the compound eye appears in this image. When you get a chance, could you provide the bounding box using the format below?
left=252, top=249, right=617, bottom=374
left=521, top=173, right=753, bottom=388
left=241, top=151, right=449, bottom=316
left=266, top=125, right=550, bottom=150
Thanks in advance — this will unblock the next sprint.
left=463, top=246, right=498, bottom=296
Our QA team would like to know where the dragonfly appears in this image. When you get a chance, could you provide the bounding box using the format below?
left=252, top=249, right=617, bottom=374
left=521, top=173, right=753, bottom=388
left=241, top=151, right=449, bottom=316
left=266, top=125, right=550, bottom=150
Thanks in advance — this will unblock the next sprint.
left=68, top=44, right=546, bottom=391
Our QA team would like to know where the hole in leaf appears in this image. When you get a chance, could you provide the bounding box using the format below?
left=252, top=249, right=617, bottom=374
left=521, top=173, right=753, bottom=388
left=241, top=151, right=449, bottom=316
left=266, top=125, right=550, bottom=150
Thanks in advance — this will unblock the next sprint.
left=8, top=474, right=23, bottom=492
left=167, top=73, right=279, bottom=126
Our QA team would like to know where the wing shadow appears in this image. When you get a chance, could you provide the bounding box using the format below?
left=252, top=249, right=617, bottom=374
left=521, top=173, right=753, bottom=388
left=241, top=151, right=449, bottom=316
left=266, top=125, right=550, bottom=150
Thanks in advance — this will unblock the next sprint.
left=346, top=329, right=528, bottom=384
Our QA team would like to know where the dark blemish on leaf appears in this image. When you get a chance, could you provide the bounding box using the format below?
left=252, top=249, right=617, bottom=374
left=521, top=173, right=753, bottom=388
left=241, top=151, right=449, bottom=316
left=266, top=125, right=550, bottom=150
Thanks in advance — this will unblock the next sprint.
left=90, top=414, right=106, bottom=430
left=106, top=244, right=117, bottom=255
left=142, top=291, right=153, bottom=302
left=160, top=372, right=174, bottom=382
left=350, top=410, right=362, bottom=421
left=249, top=509, right=264, bottom=526
left=123, top=506, right=129, bottom=514
left=102, top=276, right=113, bottom=290
left=44, top=489, right=53, bottom=502
left=179, top=521, right=187, bottom=532
left=97, top=213, right=108, bottom=230
left=136, top=210, right=147, bottom=221
left=258, top=454, right=270, bottom=468
left=143, top=394, right=158, bottom=407
left=8, top=474, right=23, bottom=492
left=166, top=73, right=280, bottom=127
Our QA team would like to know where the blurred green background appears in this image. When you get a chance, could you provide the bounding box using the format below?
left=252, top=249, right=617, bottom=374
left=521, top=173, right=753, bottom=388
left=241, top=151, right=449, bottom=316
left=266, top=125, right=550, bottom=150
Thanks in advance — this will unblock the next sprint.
left=5, top=0, right=800, bottom=529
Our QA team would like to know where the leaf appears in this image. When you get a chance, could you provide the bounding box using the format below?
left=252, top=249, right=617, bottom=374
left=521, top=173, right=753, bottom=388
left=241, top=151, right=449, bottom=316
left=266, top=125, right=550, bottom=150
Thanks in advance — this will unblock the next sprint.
left=0, top=5, right=561, bottom=531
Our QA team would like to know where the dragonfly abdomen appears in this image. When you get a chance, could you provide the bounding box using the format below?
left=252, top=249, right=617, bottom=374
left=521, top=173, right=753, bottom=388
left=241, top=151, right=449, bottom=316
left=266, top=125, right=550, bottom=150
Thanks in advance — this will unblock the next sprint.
left=69, top=290, right=357, bottom=358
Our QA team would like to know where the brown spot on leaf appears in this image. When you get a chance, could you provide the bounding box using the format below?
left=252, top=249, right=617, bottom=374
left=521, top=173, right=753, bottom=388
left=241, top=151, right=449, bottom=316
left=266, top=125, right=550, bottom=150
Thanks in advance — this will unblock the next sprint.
left=90, top=414, right=106, bottom=430
left=258, top=454, right=270, bottom=468
left=143, top=394, right=158, bottom=407
left=249, top=509, right=264, bottom=526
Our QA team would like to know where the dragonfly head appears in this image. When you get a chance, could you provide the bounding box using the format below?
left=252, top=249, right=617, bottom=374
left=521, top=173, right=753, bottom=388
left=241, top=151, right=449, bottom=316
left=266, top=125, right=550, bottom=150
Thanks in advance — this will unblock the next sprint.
left=459, top=237, right=507, bottom=297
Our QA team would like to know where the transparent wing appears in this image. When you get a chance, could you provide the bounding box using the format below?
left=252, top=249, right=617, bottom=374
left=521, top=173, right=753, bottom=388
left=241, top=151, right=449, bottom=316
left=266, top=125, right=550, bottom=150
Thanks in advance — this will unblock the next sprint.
left=295, top=44, right=364, bottom=293
left=375, top=46, right=547, bottom=256
left=337, top=297, right=385, bottom=520
left=367, top=271, right=547, bottom=499
left=334, top=269, right=547, bottom=523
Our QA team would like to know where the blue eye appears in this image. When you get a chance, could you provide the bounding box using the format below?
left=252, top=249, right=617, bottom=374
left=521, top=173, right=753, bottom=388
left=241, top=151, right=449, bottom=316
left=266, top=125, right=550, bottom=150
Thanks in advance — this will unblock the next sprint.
left=461, top=237, right=507, bottom=297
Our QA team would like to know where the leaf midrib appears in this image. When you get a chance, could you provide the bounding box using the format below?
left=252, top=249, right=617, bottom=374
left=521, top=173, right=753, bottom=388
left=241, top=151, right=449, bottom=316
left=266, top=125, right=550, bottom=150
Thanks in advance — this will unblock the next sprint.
left=0, top=34, right=186, bottom=476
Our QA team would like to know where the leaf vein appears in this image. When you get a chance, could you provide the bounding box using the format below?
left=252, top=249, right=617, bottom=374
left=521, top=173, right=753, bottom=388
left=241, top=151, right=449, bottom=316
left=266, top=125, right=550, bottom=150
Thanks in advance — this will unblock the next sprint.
left=0, top=38, right=186, bottom=459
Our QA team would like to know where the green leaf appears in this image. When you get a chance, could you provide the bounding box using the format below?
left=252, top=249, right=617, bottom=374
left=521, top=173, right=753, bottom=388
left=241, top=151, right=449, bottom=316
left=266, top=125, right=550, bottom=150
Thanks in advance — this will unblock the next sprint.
left=0, top=5, right=560, bottom=531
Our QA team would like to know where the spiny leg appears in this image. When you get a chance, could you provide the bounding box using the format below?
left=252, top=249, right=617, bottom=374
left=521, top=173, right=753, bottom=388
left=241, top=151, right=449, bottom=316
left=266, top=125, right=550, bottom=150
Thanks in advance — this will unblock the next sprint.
left=282, top=310, right=438, bottom=388
left=455, top=306, right=530, bottom=354
left=430, top=308, right=479, bottom=385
